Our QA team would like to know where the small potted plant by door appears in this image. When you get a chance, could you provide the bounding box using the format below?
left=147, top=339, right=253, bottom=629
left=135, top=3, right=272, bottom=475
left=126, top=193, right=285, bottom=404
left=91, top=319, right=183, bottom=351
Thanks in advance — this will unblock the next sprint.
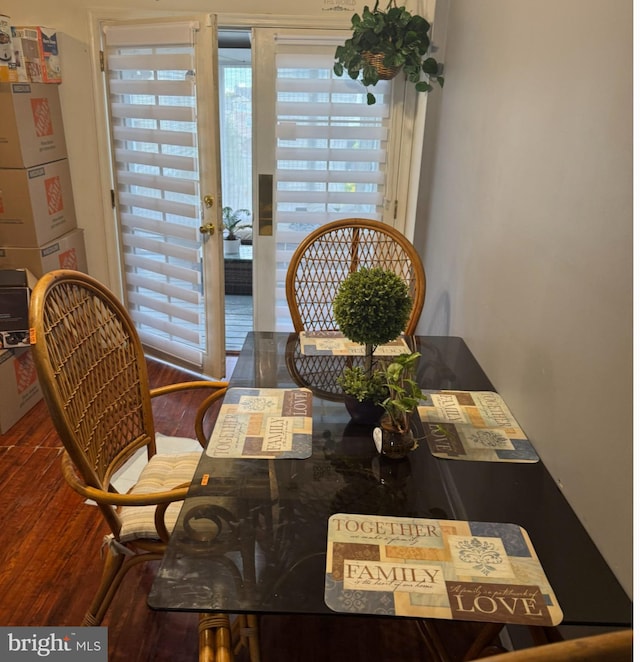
left=333, top=266, right=413, bottom=424
left=222, top=206, right=251, bottom=257
left=333, top=0, right=444, bottom=105
left=374, top=351, right=425, bottom=459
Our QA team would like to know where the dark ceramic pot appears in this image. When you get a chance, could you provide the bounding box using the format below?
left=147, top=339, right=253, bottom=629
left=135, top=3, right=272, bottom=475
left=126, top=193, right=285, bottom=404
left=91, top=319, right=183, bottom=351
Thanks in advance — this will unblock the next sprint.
left=343, top=394, right=384, bottom=425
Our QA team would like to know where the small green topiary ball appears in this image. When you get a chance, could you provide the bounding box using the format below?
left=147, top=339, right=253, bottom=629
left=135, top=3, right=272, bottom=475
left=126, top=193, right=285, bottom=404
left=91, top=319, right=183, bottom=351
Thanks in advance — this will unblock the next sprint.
left=333, top=267, right=412, bottom=346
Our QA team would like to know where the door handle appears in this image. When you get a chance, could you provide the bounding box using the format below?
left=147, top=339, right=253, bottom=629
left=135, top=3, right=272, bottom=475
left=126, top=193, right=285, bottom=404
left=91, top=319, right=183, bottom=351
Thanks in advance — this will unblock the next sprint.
left=203, top=194, right=214, bottom=208
left=199, top=223, right=215, bottom=235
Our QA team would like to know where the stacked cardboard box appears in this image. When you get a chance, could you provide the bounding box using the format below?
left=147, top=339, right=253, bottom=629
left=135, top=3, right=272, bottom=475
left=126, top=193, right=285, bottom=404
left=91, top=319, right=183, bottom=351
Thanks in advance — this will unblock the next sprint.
left=0, top=345, right=42, bottom=434
left=0, top=267, right=43, bottom=432
left=0, top=82, right=87, bottom=276
left=0, top=55, right=83, bottom=430
left=0, top=18, right=61, bottom=84
left=11, top=26, right=61, bottom=84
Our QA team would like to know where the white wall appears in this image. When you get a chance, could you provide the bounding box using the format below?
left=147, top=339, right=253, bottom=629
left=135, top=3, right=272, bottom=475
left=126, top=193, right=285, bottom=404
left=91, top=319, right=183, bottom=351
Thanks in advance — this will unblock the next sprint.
left=415, top=0, right=632, bottom=595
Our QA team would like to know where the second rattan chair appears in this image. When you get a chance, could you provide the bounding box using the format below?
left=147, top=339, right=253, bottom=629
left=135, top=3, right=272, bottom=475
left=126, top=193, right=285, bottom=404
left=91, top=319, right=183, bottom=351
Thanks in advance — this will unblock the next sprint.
left=285, top=218, right=426, bottom=334
left=29, top=269, right=258, bottom=662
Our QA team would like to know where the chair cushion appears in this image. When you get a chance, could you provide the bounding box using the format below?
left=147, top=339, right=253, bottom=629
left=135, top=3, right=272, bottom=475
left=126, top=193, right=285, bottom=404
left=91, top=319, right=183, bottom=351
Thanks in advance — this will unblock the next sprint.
left=119, top=451, right=201, bottom=542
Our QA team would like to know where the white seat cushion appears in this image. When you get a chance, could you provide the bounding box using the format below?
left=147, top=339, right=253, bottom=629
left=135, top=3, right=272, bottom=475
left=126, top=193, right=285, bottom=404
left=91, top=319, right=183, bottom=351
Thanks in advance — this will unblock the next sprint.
left=119, top=451, right=201, bottom=542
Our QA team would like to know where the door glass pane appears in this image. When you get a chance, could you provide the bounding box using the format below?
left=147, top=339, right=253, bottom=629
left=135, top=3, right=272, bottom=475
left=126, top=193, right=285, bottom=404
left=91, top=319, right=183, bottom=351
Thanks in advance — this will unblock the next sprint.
left=274, top=50, right=391, bottom=330
left=104, top=22, right=208, bottom=367
left=219, top=40, right=254, bottom=352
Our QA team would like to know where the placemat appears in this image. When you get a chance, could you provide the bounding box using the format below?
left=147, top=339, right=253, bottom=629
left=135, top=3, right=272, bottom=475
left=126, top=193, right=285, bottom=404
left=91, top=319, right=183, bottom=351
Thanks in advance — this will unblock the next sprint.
left=205, top=387, right=313, bottom=459
left=300, top=331, right=410, bottom=356
left=325, top=514, right=562, bottom=626
left=419, top=390, right=539, bottom=463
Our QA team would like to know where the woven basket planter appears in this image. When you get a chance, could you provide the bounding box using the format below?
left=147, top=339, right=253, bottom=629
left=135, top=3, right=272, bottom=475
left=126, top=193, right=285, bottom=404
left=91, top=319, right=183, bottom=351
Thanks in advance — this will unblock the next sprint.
left=362, top=52, right=401, bottom=80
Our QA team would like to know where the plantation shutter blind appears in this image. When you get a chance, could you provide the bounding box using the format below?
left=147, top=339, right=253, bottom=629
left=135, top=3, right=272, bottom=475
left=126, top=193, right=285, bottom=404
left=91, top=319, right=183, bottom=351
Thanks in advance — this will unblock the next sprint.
left=272, top=40, right=391, bottom=330
left=103, top=21, right=208, bottom=367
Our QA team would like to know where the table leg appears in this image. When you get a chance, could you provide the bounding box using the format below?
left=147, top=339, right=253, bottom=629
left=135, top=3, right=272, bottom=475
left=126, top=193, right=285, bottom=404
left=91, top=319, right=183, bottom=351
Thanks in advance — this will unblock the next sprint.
left=199, top=613, right=233, bottom=662
left=462, top=622, right=506, bottom=660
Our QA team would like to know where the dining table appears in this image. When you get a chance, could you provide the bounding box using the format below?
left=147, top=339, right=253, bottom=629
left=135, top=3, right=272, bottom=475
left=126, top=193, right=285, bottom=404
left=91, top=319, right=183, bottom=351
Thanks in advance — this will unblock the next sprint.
left=148, top=332, right=632, bottom=655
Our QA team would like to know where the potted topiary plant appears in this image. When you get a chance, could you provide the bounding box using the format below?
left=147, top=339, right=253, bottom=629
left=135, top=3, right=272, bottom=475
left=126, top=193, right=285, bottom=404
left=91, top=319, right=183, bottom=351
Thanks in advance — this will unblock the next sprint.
left=333, top=0, right=444, bottom=105
left=333, top=266, right=413, bottom=423
left=222, top=206, right=252, bottom=257
left=374, top=351, right=426, bottom=458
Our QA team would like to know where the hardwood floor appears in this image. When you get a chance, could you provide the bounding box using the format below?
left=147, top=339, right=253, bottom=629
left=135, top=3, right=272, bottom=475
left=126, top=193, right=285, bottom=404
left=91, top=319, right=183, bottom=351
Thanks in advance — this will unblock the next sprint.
left=0, top=356, right=504, bottom=661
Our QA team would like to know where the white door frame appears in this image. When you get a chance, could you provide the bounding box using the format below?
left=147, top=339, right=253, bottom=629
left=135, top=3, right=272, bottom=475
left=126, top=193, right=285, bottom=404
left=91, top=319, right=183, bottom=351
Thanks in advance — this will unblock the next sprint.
left=91, top=11, right=225, bottom=376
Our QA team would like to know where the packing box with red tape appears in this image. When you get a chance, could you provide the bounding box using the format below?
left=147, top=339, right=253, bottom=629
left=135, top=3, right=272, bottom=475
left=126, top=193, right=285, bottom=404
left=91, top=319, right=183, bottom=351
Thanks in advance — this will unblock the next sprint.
left=0, top=346, right=43, bottom=434
left=0, top=82, right=67, bottom=168
left=0, top=158, right=77, bottom=246
left=0, top=228, right=87, bottom=277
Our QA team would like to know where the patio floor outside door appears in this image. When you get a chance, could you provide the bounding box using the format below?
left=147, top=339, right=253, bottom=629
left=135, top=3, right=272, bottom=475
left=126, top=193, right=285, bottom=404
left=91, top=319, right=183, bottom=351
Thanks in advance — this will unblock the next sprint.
left=225, top=294, right=252, bottom=352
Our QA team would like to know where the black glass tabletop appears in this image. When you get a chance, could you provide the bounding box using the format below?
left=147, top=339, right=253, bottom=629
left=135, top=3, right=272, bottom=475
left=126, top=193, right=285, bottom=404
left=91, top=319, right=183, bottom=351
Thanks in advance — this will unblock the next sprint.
left=148, top=333, right=631, bottom=628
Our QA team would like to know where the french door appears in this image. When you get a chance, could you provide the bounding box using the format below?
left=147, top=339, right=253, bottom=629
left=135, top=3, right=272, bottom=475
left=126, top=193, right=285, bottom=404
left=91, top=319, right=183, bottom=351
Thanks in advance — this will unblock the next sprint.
left=98, top=15, right=424, bottom=373
left=101, top=16, right=225, bottom=377
left=252, top=28, right=408, bottom=332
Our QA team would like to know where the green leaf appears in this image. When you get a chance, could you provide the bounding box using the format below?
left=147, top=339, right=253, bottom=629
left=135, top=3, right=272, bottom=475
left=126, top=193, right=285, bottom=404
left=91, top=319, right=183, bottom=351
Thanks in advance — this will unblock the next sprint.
left=408, top=14, right=430, bottom=32
left=422, top=57, right=439, bottom=75
left=333, top=63, right=344, bottom=77
left=361, top=63, right=380, bottom=87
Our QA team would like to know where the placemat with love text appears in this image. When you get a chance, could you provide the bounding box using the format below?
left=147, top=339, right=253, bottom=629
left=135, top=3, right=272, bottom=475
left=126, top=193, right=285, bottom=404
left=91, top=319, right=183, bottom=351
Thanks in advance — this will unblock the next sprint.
left=325, top=513, right=562, bottom=626
left=419, top=390, right=539, bottom=463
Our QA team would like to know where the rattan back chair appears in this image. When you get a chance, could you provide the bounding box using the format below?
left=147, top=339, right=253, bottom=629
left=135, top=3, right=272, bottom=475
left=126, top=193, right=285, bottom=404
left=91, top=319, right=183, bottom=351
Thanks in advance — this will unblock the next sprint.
left=28, top=269, right=249, bottom=661
left=285, top=219, right=426, bottom=334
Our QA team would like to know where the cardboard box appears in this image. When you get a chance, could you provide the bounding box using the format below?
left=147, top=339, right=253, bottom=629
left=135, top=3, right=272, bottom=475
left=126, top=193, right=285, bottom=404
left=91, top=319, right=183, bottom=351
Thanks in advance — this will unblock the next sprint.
left=10, top=27, right=30, bottom=83
left=0, top=228, right=87, bottom=277
left=0, top=82, right=67, bottom=168
left=0, top=347, right=43, bottom=434
left=0, top=159, right=77, bottom=246
left=11, top=27, right=60, bottom=84
left=0, top=268, right=37, bottom=348
left=0, top=15, right=17, bottom=83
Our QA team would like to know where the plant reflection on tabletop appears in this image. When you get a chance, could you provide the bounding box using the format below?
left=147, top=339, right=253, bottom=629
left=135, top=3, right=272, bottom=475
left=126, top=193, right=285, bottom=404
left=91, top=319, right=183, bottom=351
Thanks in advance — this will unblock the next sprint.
left=323, top=424, right=411, bottom=517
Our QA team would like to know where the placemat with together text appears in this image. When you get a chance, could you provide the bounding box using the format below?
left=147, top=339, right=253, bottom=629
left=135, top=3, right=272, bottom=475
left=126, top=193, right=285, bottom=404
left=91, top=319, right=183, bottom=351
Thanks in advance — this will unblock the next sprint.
left=299, top=331, right=410, bottom=356
left=325, top=513, right=562, bottom=626
left=206, top=387, right=313, bottom=459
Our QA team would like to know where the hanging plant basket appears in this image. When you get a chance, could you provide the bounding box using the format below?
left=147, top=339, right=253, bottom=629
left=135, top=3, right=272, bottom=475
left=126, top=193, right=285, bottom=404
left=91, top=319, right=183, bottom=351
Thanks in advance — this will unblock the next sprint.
left=361, top=52, right=401, bottom=80
left=333, top=0, right=445, bottom=105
